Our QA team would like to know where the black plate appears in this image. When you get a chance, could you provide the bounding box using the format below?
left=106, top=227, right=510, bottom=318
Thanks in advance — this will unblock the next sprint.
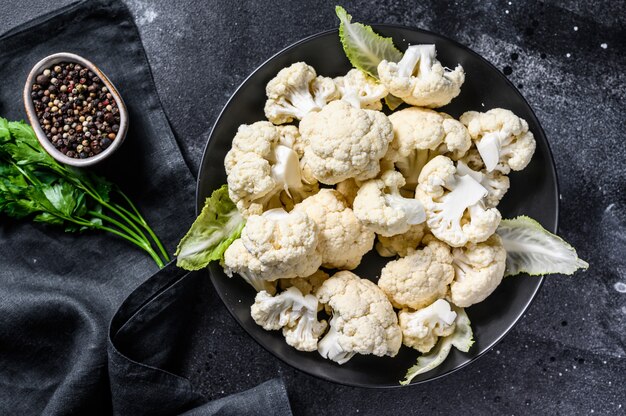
left=196, top=26, right=559, bottom=388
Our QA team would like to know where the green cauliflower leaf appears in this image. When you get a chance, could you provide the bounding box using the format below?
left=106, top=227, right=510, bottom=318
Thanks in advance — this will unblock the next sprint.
left=176, top=185, right=245, bottom=271
left=336, top=6, right=403, bottom=79
left=496, top=216, right=588, bottom=277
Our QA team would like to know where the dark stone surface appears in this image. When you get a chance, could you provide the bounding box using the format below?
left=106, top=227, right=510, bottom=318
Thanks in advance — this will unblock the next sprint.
left=1, top=0, right=624, bottom=414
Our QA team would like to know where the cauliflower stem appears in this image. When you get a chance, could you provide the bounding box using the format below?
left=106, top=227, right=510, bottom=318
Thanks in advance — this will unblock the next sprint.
left=318, top=325, right=356, bottom=364
left=429, top=175, right=487, bottom=236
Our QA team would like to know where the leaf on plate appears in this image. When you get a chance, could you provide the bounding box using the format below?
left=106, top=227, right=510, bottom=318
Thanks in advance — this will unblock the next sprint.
left=176, top=185, right=245, bottom=271
left=496, top=216, right=588, bottom=277
left=400, top=307, right=474, bottom=385
left=336, top=6, right=403, bottom=78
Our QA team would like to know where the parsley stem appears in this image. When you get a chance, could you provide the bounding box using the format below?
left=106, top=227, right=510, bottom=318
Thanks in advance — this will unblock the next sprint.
left=61, top=172, right=153, bottom=247
left=56, top=166, right=169, bottom=266
left=116, top=189, right=171, bottom=262
left=87, top=210, right=148, bottom=246
left=64, top=215, right=164, bottom=268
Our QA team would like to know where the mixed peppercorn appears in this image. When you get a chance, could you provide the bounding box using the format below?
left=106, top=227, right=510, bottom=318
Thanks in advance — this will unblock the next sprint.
left=31, top=62, right=120, bottom=159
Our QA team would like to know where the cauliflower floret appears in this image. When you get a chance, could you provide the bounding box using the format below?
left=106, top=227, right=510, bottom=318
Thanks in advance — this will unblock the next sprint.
left=251, top=287, right=327, bottom=352
left=264, top=62, right=339, bottom=124
left=383, top=107, right=471, bottom=191
left=378, top=236, right=454, bottom=309
left=335, top=178, right=361, bottom=207
left=316, top=271, right=402, bottom=364
left=449, top=234, right=507, bottom=307
left=279, top=269, right=330, bottom=295
left=293, top=189, right=374, bottom=270
left=456, top=160, right=510, bottom=208
left=378, top=44, right=465, bottom=108
left=277, top=125, right=307, bottom=157
left=376, top=223, right=427, bottom=257
left=300, top=100, right=393, bottom=185
left=223, top=209, right=322, bottom=292
left=353, top=170, right=425, bottom=237
left=225, top=121, right=318, bottom=217
left=460, top=108, right=536, bottom=173
left=334, top=69, right=388, bottom=110
left=398, top=299, right=457, bottom=353
left=416, top=155, right=501, bottom=247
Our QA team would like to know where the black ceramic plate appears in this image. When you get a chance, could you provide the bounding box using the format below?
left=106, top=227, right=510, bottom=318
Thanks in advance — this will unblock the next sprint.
left=196, top=26, right=559, bottom=388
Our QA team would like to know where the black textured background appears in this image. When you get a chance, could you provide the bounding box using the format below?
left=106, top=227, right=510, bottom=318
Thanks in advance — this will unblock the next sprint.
left=1, top=0, right=624, bottom=414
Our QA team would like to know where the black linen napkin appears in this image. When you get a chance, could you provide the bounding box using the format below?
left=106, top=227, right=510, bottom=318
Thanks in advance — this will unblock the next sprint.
left=0, top=0, right=291, bottom=414
left=109, top=263, right=292, bottom=416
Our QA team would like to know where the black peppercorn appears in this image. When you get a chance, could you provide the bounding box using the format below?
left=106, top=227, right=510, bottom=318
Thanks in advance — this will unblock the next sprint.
left=32, top=61, right=121, bottom=159
left=100, top=137, right=111, bottom=148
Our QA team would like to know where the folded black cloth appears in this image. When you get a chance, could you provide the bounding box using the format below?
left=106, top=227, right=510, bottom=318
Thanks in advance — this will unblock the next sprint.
left=0, top=0, right=291, bottom=414
left=109, top=263, right=292, bottom=416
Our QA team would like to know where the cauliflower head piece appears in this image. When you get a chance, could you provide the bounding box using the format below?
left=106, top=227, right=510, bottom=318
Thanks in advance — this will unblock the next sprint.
left=264, top=62, right=339, bottom=124
left=398, top=299, right=457, bottom=353
left=334, top=69, right=388, bottom=110
left=225, top=121, right=318, bottom=217
left=376, top=223, right=427, bottom=257
left=223, top=209, right=322, bottom=292
left=353, top=170, right=425, bottom=237
left=378, top=44, right=465, bottom=108
left=251, top=287, right=327, bottom=352
left=293, top=189, right=375, bottom=270
left=378, top=236, right=455, bottom=309
left=449, top=234, right=507, bottom=308
left=316, top=271, right=402, bottom=364
left=416, top=155, right=501, bottom=247
left=460, top=108, right=536, bottom=174
left=300, top=100, right=393, bottom=185
left=383, top=107, right=471, bottom=191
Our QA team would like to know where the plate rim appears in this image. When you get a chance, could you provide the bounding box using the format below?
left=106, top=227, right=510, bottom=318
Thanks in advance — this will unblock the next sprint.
left=196, top=25, right=560, bottom=388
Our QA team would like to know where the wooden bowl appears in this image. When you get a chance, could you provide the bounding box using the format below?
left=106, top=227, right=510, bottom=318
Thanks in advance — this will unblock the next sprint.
left=23, top=52, right=128, bottom=167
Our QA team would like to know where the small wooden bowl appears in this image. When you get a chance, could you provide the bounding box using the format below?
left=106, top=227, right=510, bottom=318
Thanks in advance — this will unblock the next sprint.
left=23, top=52, right=128, bottom=167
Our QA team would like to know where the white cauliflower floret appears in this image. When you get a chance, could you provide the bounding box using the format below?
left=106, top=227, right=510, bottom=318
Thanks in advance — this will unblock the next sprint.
left=223, top=209, right=322, bottom=292
left=378, top=44, right=465, bottom=108
left=277, top=125, right=307, bottom=157
left=293, top=189, right=374, bottom=270
left=456, top=160, right=510, bottom=208
left=383, top=107, right=471, bottom=191
left=334, top=69, right=388, bottom=110
left=378, top=237, right=454, bottom=309
left=450, top=234, right=507, bottom=308
left=460, top=108, right=536, bottom=173
left=225, top=121, right=318, bottom=217
left=279, top=270, right=330, bottom=295
left=353, top=170, right=425, bottom=237
left=416, top=155, right=501, bottom=247
left=251, top=287, right=327, bottom=352
left=316, top=271, right=402, bottom=364
left=264, top=62, right=339, bottom=124
left=398, top=299, right=457, bottom=353
left=376, top=223, right=427, bottom=257
left=300, top=100, right=393, bottom=185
